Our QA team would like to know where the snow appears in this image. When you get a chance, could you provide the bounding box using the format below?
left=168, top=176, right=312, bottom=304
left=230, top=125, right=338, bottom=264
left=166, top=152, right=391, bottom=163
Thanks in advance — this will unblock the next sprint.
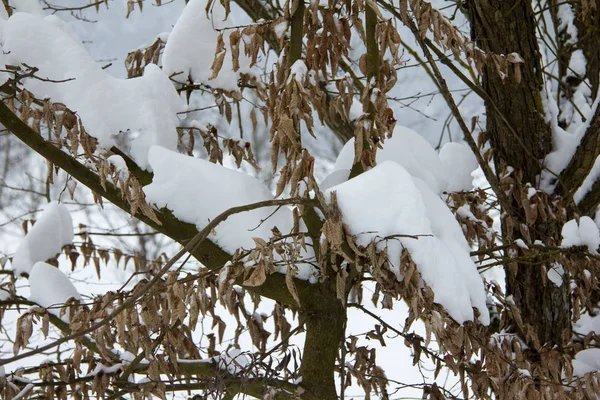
left=575, top=153, right=600, bottom=203
left=28, top=262, right=81, bottom=318
left=11, top=383, right=34, bottom=400
left=507, top=52, right=524, bottom=63
left=273, top=21, right=287, bottom=39
left=216, top=349, right=250, bottom=374
left=569, top=49, right=587, bottom=77
left=11, top=202, right=73, bottom=276
left=438, top=142, right=478, bottom=192
left=0, top=48, right=7, bottom=86
left=177, top=349, right=250, bottom=375
left=557, top=4, right=578, bottom=45
left=144, top=146, right=290, bottom=253
left=518, top=368, right=531, bottom=377
left=514, top=239, right=529, bottom=250
left=288, top=60, right=308, bottom=84
left=540, top=71, right=569, bottom=183
left=540, top=10, right=594, bottom=192
left=162, top=0, right=251, bottom=91
left=2, top=12, right=183, bottom=169
left=320, top=168, right=351, bottom=191
left=560, top=217, right=600, bottom=254
left=119, top=350, right=150, bottom=365
left=10, top=0, right=45, bottom=17
left=547, top=263, right=564, bottom=287
left=326, top=161, right=489, bottom=325
left=107, top=155, right=128, bottom=180
left=574, top=308, right=600, bottom=336
left=330, top=125, right=459, bottom=194
left=562, top=47, right=593, bottom=134
left=144, top=146, right=316, bottom=281
left=539, top=42, right=590, bottom=190
left=572, top=349, right=600, bottom=377
left=86, top=363, right=123, bottom=377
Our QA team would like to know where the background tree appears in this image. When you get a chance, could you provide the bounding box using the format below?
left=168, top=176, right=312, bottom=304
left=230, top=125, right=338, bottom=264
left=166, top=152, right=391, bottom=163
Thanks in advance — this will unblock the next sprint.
left=1, top=0, right=600, bottom=399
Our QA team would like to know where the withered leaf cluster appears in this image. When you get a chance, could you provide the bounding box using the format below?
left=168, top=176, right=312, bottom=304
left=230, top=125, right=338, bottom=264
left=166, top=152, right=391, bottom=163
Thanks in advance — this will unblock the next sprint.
left=3, top=0, right=600, bottom=399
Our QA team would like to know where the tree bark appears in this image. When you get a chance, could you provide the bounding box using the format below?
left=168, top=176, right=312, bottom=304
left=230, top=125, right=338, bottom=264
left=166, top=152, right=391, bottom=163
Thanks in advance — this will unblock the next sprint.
left=574, top=1, right=600, bottom=100
left=468, top=0, right=570, bottom=347
left=299, top=284, right=345, bottom=400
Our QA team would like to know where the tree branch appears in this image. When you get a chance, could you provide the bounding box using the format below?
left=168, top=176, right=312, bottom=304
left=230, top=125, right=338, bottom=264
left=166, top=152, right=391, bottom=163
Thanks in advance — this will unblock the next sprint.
left=379, top=2, right=510, bottom=214
left=289, top=0, right=304, bottom=67
left=349, top=1, right=379, bottom=179
left=0, top=297, right=119, bottom=363
left=0, top=100, right=323, bottom=308
left=0, top=196, right=313, bottom=367
left=8, top=356, right=296, bottom=399
left=232, top=0, right=355, bottom=143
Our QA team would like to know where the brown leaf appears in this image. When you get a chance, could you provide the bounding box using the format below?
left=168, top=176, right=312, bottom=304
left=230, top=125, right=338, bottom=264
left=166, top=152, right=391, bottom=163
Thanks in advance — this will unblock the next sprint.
left=209, top=33, right=226, bottom=80
left=229, top=30, right=241, bottom=72
left=243, top=263, right=267, bottom=287
left=285, top=267, right=301, bottom=305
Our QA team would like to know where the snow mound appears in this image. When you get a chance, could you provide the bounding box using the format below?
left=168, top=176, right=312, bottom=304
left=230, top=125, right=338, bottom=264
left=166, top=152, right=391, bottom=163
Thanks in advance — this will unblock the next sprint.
left=439, top=142, right=478, bottom=192
left=144, top=146, right=293, bottom=253
left=163, top=0, right=249, bottom=91
left=326, top=125, right=455, bottom=194
left=574, top=308, right=600, bottom=337
left=572, top=349, right=600, bottom=377
left=2, top=12, right=183, bottom=169
left=320, top=169, right=351, bottom=192
left=144, top=147, right=317, bottom=280
left=217, top=349, right=250, bottom=374
left=326, top=161, right=489, bottom=325
left=561, top=217, right=600, bottom=254
left=11, top=202, right=73, bottom=276
left=8, top=0, right=45, bottom=16
left=29, top=262, right=80, bottom=317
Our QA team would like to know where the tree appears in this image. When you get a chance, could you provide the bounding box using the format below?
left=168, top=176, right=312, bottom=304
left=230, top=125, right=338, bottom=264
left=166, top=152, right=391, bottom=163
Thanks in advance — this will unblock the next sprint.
left=0, top=0, right=600, bottom=399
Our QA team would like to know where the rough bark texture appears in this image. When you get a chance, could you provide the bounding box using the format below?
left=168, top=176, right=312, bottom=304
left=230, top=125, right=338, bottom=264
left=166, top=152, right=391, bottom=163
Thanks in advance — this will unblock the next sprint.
left=574, top=1, right=600, bottom=100
left=469, top=0, right=551, bottom=182
left=468, top=0, right=570, bottom=346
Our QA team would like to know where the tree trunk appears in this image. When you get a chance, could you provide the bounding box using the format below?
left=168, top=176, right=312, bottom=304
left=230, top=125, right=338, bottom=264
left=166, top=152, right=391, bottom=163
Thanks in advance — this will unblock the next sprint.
left=299, top=286, right=345, bottom=399
left=468, top=0, right=570, bottom=347
left=574, top=1, right=600, bottom=100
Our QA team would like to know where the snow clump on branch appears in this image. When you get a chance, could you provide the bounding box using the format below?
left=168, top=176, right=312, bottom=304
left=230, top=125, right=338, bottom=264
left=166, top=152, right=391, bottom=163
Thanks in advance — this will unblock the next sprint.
left=11, top=201, right=73, bottom=276
left=1, top=12, right=183, bottom=169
